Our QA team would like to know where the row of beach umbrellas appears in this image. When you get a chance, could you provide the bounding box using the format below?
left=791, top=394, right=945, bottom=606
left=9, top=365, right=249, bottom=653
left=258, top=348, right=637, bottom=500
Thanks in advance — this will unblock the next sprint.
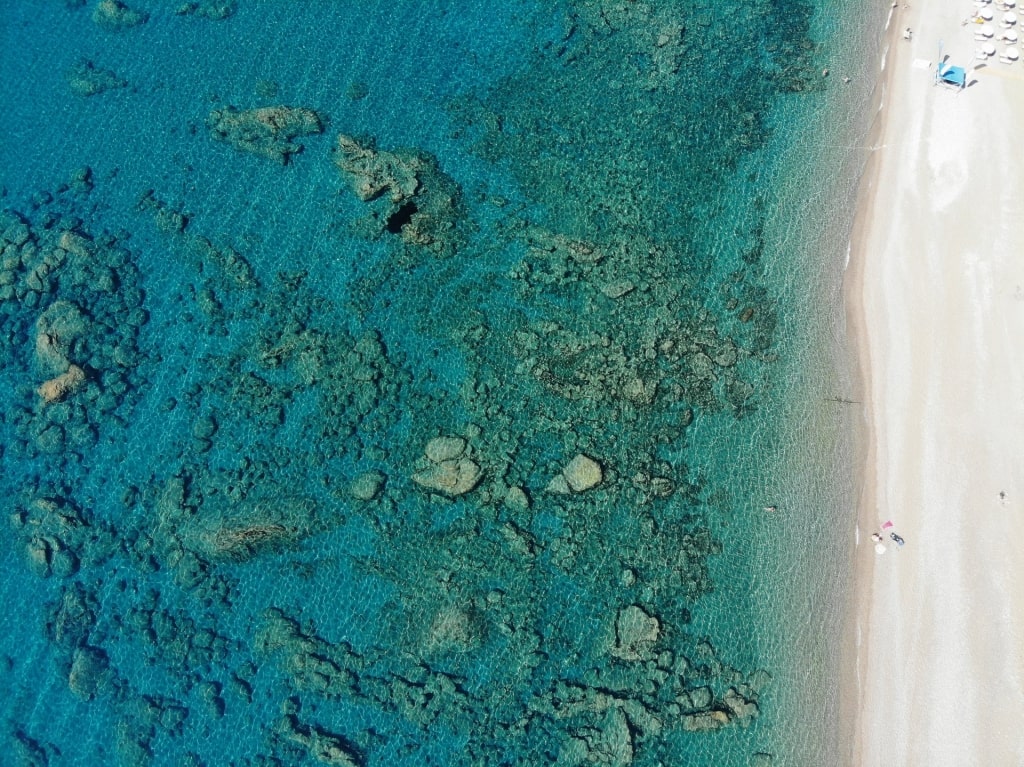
left=975, top=7, right=1018, bottom=24
left=978, top=40, right=1019, bottom=60
left=975, top=24, right=1019, bottom=39
left=973, top=1, right=1021, bottom=61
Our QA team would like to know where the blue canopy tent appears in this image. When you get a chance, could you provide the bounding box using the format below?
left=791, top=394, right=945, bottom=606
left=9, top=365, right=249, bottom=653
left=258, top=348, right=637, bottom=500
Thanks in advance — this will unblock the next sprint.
left=937, top=61, right=967, bottom=88
left=935, top=41, right=967, bottom=89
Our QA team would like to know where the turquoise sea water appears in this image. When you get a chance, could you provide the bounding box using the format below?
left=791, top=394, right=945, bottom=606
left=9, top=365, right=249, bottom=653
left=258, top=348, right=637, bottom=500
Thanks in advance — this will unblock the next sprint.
left=1, top=2, right=888, bottom=765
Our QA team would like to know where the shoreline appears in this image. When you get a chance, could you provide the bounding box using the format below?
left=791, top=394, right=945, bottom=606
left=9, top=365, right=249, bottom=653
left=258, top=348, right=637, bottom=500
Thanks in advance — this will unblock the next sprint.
left=840, top=2, right=904, bottom=763
left=845, top=0, right=1024, bottom=764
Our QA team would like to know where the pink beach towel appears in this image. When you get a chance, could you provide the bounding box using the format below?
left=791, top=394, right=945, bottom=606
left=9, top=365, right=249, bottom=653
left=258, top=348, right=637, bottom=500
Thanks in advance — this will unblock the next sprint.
left=881, top=520, right=894, bottom=530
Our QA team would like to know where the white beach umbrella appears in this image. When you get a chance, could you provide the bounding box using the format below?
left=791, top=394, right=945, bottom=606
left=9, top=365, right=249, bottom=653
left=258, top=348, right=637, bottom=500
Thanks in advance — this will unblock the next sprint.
left=982, top=41, right=998, bottom=55
left=1002, top=29, right=1019, bottom=42
left=1003, top=11, right=1018, bottom=23
left=981, top=23, right=996, bottom=36
left=1004, top=46, right=1020, bottom=59
left=980, top=7, right=995, bottom=19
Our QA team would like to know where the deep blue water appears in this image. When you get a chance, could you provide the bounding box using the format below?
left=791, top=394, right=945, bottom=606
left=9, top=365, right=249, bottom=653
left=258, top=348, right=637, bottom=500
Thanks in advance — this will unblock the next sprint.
left=1, top=2, right=886, bottom=766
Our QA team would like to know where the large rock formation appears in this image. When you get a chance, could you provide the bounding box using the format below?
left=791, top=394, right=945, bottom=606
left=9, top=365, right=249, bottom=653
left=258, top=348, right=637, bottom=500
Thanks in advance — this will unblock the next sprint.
left=334, top=134, right=464, bottom=255
left=334, top=134, right=421, bottom=203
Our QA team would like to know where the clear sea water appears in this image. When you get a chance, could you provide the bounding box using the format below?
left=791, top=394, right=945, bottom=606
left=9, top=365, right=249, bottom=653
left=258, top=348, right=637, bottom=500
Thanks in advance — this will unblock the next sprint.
left=0, top=2, right=889, bottom=765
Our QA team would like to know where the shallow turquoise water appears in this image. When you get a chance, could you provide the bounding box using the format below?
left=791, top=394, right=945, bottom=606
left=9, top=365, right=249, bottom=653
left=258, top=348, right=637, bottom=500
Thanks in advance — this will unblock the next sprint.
left=1, top=2, right=886, bottom=765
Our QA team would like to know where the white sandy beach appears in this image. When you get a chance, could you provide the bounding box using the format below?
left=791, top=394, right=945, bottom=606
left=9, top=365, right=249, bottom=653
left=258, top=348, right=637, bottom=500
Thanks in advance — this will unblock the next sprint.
left=848, top=1, right=1024, bottom=765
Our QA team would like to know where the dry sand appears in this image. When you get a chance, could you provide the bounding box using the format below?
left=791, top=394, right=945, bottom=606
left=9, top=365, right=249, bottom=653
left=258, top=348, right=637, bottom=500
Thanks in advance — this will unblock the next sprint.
left=847, top=0, right=1024, bottom=764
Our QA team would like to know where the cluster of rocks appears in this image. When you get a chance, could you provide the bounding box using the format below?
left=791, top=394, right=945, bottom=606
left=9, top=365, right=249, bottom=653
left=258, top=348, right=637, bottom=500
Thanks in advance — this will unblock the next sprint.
left=0, top=206, right=149, bottom=463
left=207, top=105, right=325, bottom=164
left=119, top=590, right=238, bottom=700
left=502, top=233, right=761, bottom=419
left=137, top=189, right=259, bottom=292
left=256, top=604, right=497, bottom=735
left=37, top=571, right=249, bottom=761
left=67, top=60, right=127, bottom=96
left=129, top=181, right=768, bottom=764
left=43, top=583, right=119, bottom=718
left=334, top=134, right=464, bottom=256
left=9, top=491, right=117, bottom=579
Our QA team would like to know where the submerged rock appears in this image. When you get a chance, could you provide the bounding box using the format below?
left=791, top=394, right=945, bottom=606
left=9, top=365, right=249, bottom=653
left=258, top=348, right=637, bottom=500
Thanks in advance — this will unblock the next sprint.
left=92, top=0, right=148, bottom=28
left=412, top=435, right=481, bottom=496
left=681, top=710, right=731, bottom=732
left=424, top=435, right=466, bottom=463
left=35, top=299, right=89, bottom=376
left=68, top=60, right=127, bottom=96
left=545, top=474, right=572, bottom=495
left=611, top=604, right=660, bottom=661
left=723, top=687, right=759, bottom=724
left=349, top=470, right=385, bottom=501
left=561, top=707, right=634, bottom=767
left=426, top=604, right=483, bottom=654
left=12, top=731, right=50, bottom=767
left=601, top=279, right=636, bottom=299
left=412, top=457, right=481, bottom=497
left=206, top=524, right=293, bottom=561
left=504, top=485, right=530, bottom=510
left=175, top=0, right=236, bottom=19
left=37, top=364, right=86, bottom=403
left=208, top=105, right=325, bottom=163
left=558, top=453, right=604, bottom=493
left=68, top=645, right=110, bottom=700
left=280, top=714, right=361, bottom=766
